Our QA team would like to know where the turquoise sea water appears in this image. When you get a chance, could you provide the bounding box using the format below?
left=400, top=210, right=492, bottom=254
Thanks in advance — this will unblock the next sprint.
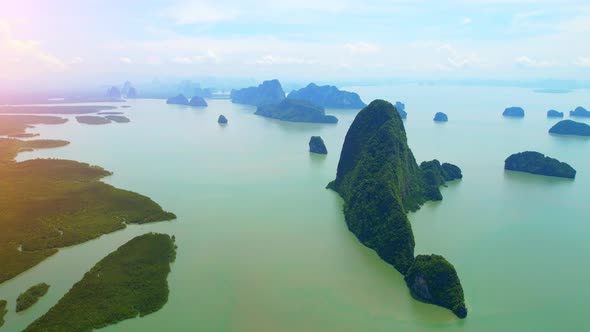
left=0, top=85, right=589, bottom=331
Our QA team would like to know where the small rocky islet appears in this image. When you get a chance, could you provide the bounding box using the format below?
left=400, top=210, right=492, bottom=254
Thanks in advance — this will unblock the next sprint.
left=166, top=94, right=208, bottom=107
left=503, top=106, right=525, bottom=117
left=218, top=114, right=228, bottom=124
left=309, top=136, right=327, bottom=154
left=569, top=106, right=590, bottom=118
left=255, top=99, right=338, bottom=124
left=433, top=112, right=448, bottom=122
left=549, top=120, right=590, bottom=136
left=505, top=151, right=576, bottom=178
left=547, top=110, right=564, bottom=118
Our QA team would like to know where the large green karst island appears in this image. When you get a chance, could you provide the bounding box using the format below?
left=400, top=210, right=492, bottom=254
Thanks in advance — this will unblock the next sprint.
left=24, top=233, right=177, bottom=332
left=327, top=100, right=466, bottom=318
left=505, top=151, right=576, bottom=179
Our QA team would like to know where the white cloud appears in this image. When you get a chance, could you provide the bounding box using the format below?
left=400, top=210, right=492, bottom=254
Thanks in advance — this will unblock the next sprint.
left=255, top=55, right=315, bottom=65
left=119, top=57, right=133, bottom=64
left=461, top=18, right=473, bottom=25
left=515, top=55, right=552, bottom=68
left=344, top=42, right=380, bottom=54
left=166, top=1, right=237, bottom=24
left=574, top=56, right=590, bottom=67
left=0, top=20, right=67, bottom=73
left=172, top=51, right=220, bottom=64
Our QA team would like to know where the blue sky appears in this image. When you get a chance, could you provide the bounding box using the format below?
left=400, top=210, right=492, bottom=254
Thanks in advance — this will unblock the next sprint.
left=1, top=0, right=589, bottom=87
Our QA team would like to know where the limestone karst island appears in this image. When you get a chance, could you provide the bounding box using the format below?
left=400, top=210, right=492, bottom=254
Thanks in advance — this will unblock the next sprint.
left=0, top=2, right=587, bottom=331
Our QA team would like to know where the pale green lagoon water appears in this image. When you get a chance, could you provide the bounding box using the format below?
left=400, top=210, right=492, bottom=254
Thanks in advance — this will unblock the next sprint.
left=1, top=85, right=589, bottom=331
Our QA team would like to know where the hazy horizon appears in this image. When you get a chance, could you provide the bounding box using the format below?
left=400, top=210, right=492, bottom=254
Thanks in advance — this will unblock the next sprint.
left=1, top=0, right=590, bottom=92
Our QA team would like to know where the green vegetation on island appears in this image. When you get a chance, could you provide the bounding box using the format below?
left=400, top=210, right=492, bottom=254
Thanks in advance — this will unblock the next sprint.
left=0, top=115, right=67, bottom=137
left=231, top=79, right=286, bottom=106
left=549, top=120, right=590, bottom=136
left=0, top=300, right=7, bottom=328
left=255, top=99, right=338, bottom=123
left=0, top=138, right=69, bottom=164
left=16, top=283, right=50, bottom=312
left=405, top=255, right=467, bottom=318
left=25, top=233, right=177, bottom=332
left=287, top=83, right=366, bottom=109
left=309, top=136, right=327, bottom=154
left=505, top=151, right=576, bottom=179
left=327, top=100, right=466, bottom=317
left=76, top=116, right=111, bottom=125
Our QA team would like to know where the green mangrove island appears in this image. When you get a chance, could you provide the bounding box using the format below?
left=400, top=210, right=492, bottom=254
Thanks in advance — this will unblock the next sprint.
left=505, top=151, right=576, bottom=179
left=0, top=105, right=116, bottom=114
left=327, top=100, right=466, bottom=318
left=255, top=99, right=338, bottom=123
left=24, top=233, right=177, bottom=332
left=104, top=115, right=131, bottom=123
left=76, top=116, right=112, bottom=125
left=16, top=283, right=50, bottom=312
left=0, top=117, right=176, bottom=284
left=0, top=299, right=6, bottom=328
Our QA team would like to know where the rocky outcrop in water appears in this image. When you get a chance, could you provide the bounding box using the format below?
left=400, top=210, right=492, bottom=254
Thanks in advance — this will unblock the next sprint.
left=255, top=99, right=338, bottom=123
left=549, top=120, right=590, bottom=136
left=309, top=136, right=327, bottom=154
left=287, top=83, right=366, bottom=109
left=395, top=101, right=407, bottom=119
left=547, top=110, right=564, bottom=118
left=107, top=86, right=122, bottom=99
left=218, top=115, right=228, bottom=124
left=503, top=107, right=525, bottom=117
left=189, top=96, right=208, bottom=107
left=231, top=79, right=286, bottom=106
left=433, top=112, right=448, bottom=122
left=405, top=255, right=467, bottom=318
left=505, top=151, right=576, bottom=178
left=166, top=94, right=190, bottom=105
left=570, top=106, right=590, bottom=118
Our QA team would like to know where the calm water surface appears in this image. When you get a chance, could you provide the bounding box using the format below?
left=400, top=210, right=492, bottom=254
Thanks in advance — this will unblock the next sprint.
left=1, top=85, right=589, bottom=331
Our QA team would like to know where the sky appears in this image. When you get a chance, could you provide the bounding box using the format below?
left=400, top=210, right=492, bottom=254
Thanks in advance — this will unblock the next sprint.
left=1, top=0, right=590, bottom=89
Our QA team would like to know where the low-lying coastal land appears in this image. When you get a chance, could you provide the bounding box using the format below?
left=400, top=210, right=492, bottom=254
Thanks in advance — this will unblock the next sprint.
left=0, top=105, right=117, bottom=114
left=0, top=115, right=176, bottom=284
left=76, top=116, right=112, bottom=125
left=255, top=99, right=338, bottom=123
left=0, top=115, right=67, bottom=137
left=24, top=233, right=176, bottom=332
left=0, top=300, right=6, bottom=328
left=16, top=283, right=50, bottom=312
left=104, top=115, right=131, bottom=123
